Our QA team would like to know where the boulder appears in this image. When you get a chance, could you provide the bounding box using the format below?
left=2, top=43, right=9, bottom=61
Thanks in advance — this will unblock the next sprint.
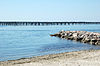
left=51, top=31, right=100, bottom=45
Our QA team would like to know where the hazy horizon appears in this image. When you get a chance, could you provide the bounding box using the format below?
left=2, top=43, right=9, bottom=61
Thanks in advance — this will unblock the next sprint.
left=0, top=0, right=100, bottom=22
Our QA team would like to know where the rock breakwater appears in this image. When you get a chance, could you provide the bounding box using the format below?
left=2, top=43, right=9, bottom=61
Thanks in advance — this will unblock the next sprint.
left=50, top=31, right=100, bottom=45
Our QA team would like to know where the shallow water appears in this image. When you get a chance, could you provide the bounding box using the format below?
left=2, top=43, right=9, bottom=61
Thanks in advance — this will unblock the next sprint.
left=0, top=24, right=100, bottom=61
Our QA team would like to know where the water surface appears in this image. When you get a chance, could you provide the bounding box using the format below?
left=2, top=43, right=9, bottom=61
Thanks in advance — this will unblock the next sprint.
left=0, top=24, right=100, bottom=61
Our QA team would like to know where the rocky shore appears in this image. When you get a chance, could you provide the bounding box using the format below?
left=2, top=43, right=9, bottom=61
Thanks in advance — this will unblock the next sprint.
left=50, top=31, right=100, bottom=45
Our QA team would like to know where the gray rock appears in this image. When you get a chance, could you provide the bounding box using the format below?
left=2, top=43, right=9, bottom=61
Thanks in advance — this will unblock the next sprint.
left=51, top=31, right=100, bottom=45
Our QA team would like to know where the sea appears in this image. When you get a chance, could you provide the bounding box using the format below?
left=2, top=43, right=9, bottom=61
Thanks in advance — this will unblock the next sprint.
left=0, top=24, right=100, bottom=61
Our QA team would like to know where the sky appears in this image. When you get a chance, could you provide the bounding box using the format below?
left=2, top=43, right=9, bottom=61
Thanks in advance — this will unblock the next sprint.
left=0, top=0, right=100, bottom=22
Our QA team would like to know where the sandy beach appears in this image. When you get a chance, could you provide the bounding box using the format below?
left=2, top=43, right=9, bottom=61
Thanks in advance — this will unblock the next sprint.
left=0, top=50, right=100, bottom=66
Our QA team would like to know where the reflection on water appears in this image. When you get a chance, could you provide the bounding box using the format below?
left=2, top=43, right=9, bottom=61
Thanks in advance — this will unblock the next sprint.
left=0, top=24, right=100, bottom=61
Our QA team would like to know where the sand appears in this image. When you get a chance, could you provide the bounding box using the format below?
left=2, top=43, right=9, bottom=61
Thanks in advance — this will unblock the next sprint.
left=1, top=50, right=100, bottom=66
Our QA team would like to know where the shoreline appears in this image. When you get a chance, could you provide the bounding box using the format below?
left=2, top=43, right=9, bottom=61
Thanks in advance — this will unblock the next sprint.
left=1, top=50, right=100, bottom=66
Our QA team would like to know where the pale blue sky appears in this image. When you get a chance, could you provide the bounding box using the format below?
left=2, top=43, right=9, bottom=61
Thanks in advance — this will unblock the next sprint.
left=0, top=0, right=100, bottom=22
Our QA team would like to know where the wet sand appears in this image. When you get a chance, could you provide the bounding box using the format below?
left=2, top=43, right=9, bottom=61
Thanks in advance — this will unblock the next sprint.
left=1, top=50, right=100, bottom=66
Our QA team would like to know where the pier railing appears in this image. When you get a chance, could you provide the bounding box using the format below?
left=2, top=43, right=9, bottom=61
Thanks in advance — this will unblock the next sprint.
left=0, top=22, right=100, bottom=26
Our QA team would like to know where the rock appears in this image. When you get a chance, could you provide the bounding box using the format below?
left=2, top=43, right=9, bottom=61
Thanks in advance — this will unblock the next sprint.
left=68, top=33, right=73, bottom=37
left=50, top=31, right=100, bottom=45
left=83, top=37, right=91, bottom=43
left=73, top=33, right=77, bottom=37
left=50, top=33, right=61, bottom=37
left=95, top=40, right=100, bottom=45
left=67, top=36, right=74, bottom=40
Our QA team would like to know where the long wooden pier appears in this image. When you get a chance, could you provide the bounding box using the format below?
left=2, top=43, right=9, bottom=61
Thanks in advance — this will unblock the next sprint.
left=0, top=22, right=100, bottom=26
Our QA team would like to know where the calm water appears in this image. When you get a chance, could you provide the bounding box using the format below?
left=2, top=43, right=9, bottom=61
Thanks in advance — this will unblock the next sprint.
left=0, top=24, right=100, bottom=61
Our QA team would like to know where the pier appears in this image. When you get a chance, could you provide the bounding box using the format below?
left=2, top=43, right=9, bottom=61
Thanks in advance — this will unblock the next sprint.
left=0, top=22, right=100, bottom=26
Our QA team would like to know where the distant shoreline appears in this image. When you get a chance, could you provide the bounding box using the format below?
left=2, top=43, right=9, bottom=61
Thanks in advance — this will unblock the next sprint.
left=1, top=50, right=100, bottom=66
